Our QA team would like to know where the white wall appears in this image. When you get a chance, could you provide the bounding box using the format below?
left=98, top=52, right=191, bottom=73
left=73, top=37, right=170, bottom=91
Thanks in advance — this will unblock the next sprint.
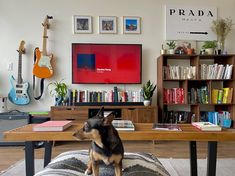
left=0, top=0, right=235, bottom=111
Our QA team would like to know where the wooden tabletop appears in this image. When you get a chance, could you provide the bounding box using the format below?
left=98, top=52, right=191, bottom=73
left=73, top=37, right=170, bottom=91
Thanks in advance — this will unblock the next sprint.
left=4, top=123, right=235, bottom=142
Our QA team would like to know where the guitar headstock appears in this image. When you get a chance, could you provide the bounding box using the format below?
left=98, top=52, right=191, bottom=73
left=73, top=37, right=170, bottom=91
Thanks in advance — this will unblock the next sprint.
left=42, top=15, right=53, bottom=29
left=18, top=40, right=25, bottom=54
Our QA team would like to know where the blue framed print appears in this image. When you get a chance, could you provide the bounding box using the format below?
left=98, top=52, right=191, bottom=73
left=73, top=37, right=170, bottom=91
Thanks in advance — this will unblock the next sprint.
left=123, top=16, right=141, bottom=34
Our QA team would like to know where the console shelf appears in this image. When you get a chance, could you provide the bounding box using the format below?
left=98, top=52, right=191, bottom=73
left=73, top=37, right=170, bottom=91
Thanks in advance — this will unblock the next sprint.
left=51, top=105, right=157, bottom=123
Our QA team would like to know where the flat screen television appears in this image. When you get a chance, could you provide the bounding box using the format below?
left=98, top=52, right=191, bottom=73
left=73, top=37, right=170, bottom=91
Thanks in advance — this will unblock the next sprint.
left=72, top=43, right=142, bottom=84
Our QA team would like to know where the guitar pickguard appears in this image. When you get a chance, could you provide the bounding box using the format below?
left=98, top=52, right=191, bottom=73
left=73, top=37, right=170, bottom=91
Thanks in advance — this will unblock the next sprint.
left=8, top=76, right=30, bottom=105
left=38, top=55, right=53, bottom=71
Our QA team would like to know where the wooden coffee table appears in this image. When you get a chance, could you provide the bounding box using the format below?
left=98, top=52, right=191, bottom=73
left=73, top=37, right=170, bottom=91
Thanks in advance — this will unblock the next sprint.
left=4, top=123, right=235, bottom=176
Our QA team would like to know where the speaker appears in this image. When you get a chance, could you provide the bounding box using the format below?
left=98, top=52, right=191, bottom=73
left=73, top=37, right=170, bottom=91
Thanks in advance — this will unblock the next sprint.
left=0, top=110, right=30, bottom=146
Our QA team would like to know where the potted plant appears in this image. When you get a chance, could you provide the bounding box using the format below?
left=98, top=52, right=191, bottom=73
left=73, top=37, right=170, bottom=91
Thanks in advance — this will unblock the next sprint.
left=166, top=41, right=176, bottom=54
left=48, top=79, right=68, bottom=106
left=211, top=17, right=233, bottom=52
left=142, top=80, right=156, bottom=106
left=202, top=41, right=217, bottom=55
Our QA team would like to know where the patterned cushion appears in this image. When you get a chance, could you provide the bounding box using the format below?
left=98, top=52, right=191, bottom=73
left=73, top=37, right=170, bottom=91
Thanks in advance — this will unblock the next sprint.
left=35, top=150, right=170, bottom=176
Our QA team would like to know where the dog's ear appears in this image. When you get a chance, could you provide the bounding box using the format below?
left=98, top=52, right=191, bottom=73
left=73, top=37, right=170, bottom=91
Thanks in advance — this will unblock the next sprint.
left=102, top=112, right=114, bottom=126
left=96, top=107, right=104, bottom=118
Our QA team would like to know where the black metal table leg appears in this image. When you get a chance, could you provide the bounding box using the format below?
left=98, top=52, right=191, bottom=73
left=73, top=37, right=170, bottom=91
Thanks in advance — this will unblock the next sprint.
left=189, top=141, right=198, bottom=176
left=25, top=141, right=35, bottom=176
left=207, top=141, right=217, bottom=176
left=44, top=141, right=53, bottom=167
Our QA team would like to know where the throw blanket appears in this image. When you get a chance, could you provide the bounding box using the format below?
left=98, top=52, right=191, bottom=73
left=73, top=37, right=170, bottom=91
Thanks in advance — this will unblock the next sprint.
left=35, top=150, right=170, bottom=176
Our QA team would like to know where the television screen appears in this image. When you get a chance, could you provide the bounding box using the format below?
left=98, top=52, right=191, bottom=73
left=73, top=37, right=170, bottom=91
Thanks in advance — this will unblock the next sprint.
left=72, top=43, right=142, bottom=84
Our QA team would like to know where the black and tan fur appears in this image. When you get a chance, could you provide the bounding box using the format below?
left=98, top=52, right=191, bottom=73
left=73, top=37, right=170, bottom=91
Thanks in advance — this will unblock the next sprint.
left=73, top=108, right=124, bottom=176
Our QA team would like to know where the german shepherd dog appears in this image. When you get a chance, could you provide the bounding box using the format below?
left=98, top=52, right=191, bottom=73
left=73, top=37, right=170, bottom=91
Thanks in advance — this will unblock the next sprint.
left=73, top=107, right=124, bottom=176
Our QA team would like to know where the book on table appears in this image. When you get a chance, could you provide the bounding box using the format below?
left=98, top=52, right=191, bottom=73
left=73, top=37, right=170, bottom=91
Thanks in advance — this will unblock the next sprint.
left=152, top=123, right=181, bottom=131
left=33, top=120, right=72, bottom=132
left=112, top=120, right=135, bottom=131
left=192, top=122, right=222, bottom=131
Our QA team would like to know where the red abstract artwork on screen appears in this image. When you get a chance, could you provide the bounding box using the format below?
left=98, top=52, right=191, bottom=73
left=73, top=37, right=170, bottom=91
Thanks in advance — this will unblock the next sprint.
left=72, top=43, right=142, bottom=84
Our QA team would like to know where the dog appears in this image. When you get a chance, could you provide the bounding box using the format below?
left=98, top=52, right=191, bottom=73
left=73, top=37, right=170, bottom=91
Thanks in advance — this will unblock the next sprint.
left=73, top=107, right=124, bottom=176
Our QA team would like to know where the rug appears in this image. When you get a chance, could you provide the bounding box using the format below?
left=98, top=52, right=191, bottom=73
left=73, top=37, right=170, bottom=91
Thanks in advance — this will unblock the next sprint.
left=1, top=158, right=235, bottom=176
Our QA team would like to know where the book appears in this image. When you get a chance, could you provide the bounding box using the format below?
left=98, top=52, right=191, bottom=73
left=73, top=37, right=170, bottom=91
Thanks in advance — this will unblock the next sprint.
left=152, top=123, right=181, bottom=131
left=112, top=120, right=135, bottom=131
left=192, top=122, right=222, bottom=131
left=33, top=120, right=72, bottom=132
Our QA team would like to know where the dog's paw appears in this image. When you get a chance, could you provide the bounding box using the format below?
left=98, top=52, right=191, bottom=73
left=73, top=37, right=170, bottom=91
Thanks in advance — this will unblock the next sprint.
left=84, top=169, right=92, bottom=175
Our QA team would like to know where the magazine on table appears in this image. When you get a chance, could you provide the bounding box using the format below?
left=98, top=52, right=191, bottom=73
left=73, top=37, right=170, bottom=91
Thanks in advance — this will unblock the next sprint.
left=152, top=123, right=181, bottom=131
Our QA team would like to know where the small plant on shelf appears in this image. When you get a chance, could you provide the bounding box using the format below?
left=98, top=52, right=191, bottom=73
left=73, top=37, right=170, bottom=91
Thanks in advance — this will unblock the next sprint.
left=48, top=79, right=68, bottom=106
left=142, top=80, right=156, bottom=106
left=166, top=41, right=176, bottom=54
left=202, top=41, right=217, bottom=54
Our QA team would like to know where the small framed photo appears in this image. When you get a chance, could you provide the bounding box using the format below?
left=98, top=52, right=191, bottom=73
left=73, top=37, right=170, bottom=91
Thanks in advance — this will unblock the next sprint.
left=99, top=16, right=117, bottom=34
left=123, top=16, right=141, bottom=34
left=73, top=15, right=92, bottom=34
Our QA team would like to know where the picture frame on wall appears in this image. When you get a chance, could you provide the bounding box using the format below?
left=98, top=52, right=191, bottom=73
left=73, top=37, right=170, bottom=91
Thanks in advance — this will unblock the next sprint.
left=99, top=16, right=117, bottom=34
left=123, top=16, right=141, bottom=34
left=73, top=15, right=92, bottom=34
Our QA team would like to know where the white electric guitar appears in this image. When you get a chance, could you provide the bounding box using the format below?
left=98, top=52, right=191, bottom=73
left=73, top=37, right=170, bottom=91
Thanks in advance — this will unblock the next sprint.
left=8, top=40, right=30, bottom=105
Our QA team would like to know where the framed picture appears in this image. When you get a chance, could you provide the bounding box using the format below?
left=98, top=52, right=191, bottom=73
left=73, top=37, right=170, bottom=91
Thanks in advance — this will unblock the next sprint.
left=99, top=16, right=117, bottom=34
left=73, top=15, right=92, bottom=34
left=123, top=16, right=141, bottom=34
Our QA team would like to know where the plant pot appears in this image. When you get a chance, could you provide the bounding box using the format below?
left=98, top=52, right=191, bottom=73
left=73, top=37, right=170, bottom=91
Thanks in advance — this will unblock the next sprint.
left=55, top=96, right=63, bottom=106
left=143, top=100, right=151, bottom=106
left=187, top=48, right=193, bottom=55
left=168, top=49, right=175, bottom=54
left=205, top=48, right=214, bottom=55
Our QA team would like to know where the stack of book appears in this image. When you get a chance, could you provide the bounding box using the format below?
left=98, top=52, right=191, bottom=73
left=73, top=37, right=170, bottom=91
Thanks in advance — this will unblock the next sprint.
left=192, top=122, right=222, bottom=131
left=163, top=65, right=196, bottom=79
left=211, top=88, right=233, bottom=104
left=163, top=88, right=184, bottom=104
left=200, top=64, right=233, bottom=80
left=33, top=120, right=72, bottom=132
left=189, top=86, right=209, bottom=104
left=163, top=111, right=192, bottom=123
left=67, top=87, right=144, bottom=105
left=112, top=120, right=135, bottom=131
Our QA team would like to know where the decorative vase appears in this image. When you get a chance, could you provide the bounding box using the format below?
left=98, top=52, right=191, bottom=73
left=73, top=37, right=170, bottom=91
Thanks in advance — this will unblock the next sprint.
left=55, top=96, right=63, bottom=106
left=143, top=100, right=151, bottom=106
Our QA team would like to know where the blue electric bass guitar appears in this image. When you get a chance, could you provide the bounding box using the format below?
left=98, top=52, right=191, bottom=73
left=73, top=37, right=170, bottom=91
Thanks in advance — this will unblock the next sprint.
left=8, top=40, right=30, bottom=105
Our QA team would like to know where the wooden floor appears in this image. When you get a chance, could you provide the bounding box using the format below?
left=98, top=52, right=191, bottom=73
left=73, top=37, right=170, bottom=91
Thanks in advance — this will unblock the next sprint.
left=1, top=141, right=235, bottom=172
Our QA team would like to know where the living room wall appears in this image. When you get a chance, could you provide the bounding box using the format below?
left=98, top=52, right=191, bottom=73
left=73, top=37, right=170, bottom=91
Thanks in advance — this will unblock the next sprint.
left=0, top=0, right=235, bottom=111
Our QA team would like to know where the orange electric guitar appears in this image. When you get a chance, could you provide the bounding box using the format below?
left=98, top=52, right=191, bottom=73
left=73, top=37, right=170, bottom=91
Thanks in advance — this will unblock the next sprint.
left=33, top=15, right=53, bottom=78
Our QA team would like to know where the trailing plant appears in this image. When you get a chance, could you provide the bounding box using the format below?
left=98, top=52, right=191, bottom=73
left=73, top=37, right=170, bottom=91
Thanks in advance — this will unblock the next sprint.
left=142, top=80, right=156, bottom=100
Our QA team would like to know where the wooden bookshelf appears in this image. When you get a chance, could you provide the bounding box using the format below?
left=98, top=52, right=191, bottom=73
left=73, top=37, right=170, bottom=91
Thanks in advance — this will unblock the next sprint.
left=157, top=54, right=235, bottom=127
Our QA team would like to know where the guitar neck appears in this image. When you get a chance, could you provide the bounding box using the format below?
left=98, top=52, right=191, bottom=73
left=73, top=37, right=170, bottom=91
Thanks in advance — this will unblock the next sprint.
left=42, top=27, right=48, bottom=56
left=17, top=53, right=23, bottom=84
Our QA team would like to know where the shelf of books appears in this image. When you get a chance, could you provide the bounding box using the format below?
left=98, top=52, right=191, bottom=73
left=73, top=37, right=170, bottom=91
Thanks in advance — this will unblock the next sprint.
left=66, top=86, right=144, bottom=106
left=157, top=54, right=235, bottom=128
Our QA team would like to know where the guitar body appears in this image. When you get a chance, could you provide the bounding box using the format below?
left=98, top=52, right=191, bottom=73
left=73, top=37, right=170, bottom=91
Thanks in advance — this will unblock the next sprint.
left=33, top=48, right=53, bottom=78
left=8, top=75, right=30, bottom=105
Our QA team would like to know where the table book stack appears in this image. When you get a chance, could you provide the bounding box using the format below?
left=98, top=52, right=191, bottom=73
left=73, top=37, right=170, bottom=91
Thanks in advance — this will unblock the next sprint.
left=33, top=120, right=72, bottom=132
left=192, top=122, right=222, bottom=131
left=112, top=120, right=135, bottom=131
